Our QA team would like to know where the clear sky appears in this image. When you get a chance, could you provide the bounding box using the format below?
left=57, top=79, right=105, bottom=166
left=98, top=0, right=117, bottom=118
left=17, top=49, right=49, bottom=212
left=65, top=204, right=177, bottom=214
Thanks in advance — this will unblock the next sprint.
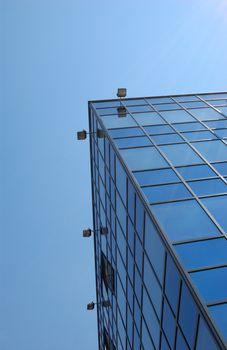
left=1, top=0, right=227, bottom=349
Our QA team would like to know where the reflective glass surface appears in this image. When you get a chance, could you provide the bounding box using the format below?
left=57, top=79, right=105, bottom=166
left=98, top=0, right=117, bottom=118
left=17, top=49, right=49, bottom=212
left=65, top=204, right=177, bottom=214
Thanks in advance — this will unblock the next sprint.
left=151, top=200, right=220, bottom=241
left=120, top=147, right=168, bottom=170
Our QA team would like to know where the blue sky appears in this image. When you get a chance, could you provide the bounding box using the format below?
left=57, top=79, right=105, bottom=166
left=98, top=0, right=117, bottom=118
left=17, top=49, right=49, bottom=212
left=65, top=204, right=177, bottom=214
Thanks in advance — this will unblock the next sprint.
left=1, top=0, right=227, bottom=349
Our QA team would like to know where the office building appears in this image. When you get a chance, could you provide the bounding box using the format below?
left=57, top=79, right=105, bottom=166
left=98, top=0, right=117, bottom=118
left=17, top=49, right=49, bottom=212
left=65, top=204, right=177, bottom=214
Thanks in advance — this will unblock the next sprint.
left=88, top=92, right=227, bottom=349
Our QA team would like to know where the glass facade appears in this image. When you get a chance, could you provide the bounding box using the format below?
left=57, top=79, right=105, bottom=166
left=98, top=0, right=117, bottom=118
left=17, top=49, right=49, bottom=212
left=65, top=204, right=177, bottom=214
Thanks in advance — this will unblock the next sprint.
left=89, top=92, right=227, bottom=350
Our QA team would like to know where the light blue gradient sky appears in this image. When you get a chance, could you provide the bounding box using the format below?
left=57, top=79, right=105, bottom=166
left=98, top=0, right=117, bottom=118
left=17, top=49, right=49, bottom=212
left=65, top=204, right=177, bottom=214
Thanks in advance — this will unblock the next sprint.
left=1, top=1, right=227, bottom=349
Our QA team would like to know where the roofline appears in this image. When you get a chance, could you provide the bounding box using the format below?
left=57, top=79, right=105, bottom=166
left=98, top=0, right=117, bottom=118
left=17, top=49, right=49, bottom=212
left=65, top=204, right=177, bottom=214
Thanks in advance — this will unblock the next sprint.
left=88, top=90, right=227, bottom=104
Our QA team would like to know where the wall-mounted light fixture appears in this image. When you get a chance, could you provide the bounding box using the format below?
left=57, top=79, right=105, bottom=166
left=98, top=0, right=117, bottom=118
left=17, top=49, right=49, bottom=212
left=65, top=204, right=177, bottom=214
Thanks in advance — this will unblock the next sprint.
left=77, top=128, right=104, bottom=141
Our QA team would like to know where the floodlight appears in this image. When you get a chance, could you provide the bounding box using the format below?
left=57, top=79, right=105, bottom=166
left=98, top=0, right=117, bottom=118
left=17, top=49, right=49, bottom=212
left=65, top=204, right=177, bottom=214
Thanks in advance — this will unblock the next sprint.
left=97, top=129, right=105, bottom=139
left=87, top=302, right=95, bottom=310
left=117, top=106, right=127, bottom=118
left=77, top=130, right=87, bottom=140
left=102, top=300, right=111, bottom=308
left=100, top=226, right=108, bottom=235
left=83, top=228, right=92, bottom=237
left=117, top=88, right=127, bottom=98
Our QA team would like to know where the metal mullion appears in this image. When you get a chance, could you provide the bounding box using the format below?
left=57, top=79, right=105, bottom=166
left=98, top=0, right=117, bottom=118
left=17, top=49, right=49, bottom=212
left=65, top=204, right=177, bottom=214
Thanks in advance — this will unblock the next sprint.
left=170, top=97, right=227, bottom=183
left=188, top=263, right=227, bottom=274
left=90, top=91, right=227, bottom=105
left=159, top=251, right=167, bottom=350
left=207, top=299, right=227, bottom=307
left=172, top=234, right=223, bottom=246
left=90, top=103, right=227, bottom=350
left=173, top=281, right=183, bottom=350
left=150, top=197, right=193, bottom=205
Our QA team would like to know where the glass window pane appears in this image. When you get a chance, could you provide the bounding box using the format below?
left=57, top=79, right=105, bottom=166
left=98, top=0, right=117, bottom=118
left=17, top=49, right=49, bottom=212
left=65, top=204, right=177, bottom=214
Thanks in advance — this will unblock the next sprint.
left=209, top=303, right=227, bottom=343
left=176, top=329, right=190, bottom=350
left=160, top=144, right=203, bottom=166
left=143, top=255, right=162, bottom=317
left=154, top=103, right=181, bottom=111
left=194, top=140, right=227, bottom=163
left=150, top=133, right=183, bottom=144
left=205, top=120, right=227, bottom=129
left=175, top=237, right=227, bottom=270
left=114, top=136, right=151, bottom=148
left=142, top=290, right=160, bottom=349
left=127, top=105, right=153, bottom=113
left=144, top=215, right=165, bottom=283
left=151, top=200, right=220, bottom=242
left=120, top=147, right=168, bottom=171
left=147, top=97, right=173, bottom=104
left=188, top=179, right=227, bottom=196
left=174, top=95, right=198, bottom=102
left=133, top=112, right=166, bottom=126
left=190, top=266, right=227, bottom=303
left=196, top=317, right=220, bottom=350
left=189, top=108, right=224, bottom=121
left=133, top=168, right=180, bottom=186
left=145, top=124, right=174, bottom=134
left=143, top=183, right=191, bottom=203
left=165, top=254, right=180, bottom=314
left=101, top=114, right=137, bottom=128
left=162, top=300, right=176, bottom=348
left=182, top=130, right=217, bottom=141
left=108, top=127, right=144, bottom=138
left=176, top=164, right=216, bottom=180
left=214, top=129, right=227, bottom=139
left=181, top=101, right=207, bottom=108
left=179, top=283, right=198, bottom=348
left=174, top=122, right=205, bottom=132
left=202, top=195, right=227, bottom=233
left=124, top=98, right=146, bottom=106
left=160, top=110, right=196, bottom=123
left=212, top=162, right=227, bottom=176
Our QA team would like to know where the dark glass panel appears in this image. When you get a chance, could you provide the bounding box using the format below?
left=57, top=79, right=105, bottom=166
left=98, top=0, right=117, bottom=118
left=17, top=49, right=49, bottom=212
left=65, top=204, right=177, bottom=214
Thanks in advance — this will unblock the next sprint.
left=143, top=255, right=162, bottom=318
left=144, top=215, right=165, bottom=283
left=179, top=283, right=198, bottom=348
left=165, top=254, right=180, bottom=314
left=162, top=300, right=176, bottom=349
left=142, top=289, right=160, bottom=349
left=196, top=317, right=220, bottom=350
left=176, top=329, right=189, bottom=350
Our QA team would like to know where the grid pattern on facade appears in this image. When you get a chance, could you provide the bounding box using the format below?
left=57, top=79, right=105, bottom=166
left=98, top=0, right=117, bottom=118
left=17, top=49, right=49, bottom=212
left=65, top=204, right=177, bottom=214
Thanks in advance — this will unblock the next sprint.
left=89, top=92, right=227, bottom=350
